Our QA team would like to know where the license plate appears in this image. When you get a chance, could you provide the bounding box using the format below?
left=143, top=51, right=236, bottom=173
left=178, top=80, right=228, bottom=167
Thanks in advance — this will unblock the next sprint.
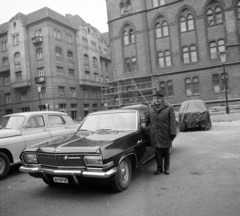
left=53, top=177, right=68, bottom=184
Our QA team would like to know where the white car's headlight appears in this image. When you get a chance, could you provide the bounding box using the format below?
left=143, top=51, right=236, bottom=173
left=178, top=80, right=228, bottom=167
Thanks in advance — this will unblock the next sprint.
left=84, top=155, right=103, bottom=167
left=24, top=154, right=38, bottom=164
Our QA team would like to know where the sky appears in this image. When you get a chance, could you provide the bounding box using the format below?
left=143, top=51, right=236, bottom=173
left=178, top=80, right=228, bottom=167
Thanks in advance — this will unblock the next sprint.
left=0, top=0, right=109, bottom=33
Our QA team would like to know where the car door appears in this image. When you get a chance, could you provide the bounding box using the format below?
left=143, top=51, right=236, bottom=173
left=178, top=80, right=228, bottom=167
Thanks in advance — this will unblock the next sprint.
left=22, top=115, right=52, bottom=148
left=47, top=114, right=71, bottom=139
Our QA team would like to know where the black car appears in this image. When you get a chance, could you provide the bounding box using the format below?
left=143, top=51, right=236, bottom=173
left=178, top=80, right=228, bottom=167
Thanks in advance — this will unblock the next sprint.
left=19, top=107, right=154, bottom=192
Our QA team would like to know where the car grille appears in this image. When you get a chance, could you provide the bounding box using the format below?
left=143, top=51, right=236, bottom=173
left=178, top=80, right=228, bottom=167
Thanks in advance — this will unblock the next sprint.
left=37, top=154, right=85, bottom=167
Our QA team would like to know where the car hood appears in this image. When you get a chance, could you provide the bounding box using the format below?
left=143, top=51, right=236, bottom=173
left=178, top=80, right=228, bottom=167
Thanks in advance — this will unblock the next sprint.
left=25, top=131, right=133, bottom=153
left=0, top=129, right=21, bottom=139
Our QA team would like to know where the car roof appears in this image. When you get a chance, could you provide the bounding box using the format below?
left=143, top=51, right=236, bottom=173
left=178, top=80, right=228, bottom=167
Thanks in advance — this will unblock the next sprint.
left=88, top=108, right=137, bottom=116
left=4, top=111, right=68, bottom=117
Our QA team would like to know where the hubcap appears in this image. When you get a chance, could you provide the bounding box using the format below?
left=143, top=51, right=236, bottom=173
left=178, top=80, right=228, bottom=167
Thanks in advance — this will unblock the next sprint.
left=0, top=158, right=5, bottom=174
left=119, top=161, right=129, bottom=184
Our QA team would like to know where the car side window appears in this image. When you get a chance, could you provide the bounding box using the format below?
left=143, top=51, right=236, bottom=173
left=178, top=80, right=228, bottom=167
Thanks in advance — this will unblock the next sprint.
left=48, top=115, right=66, bottom=127
left=26, top=116, right=45, bottom=129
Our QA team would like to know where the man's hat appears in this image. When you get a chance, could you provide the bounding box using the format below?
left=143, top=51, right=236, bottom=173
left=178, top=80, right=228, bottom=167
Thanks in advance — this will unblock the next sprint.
left=153, top=90, right=164, bottom=97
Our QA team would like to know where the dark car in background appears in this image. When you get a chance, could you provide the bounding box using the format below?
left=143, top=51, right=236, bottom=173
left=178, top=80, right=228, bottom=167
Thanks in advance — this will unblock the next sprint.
left=20, top=107, right=154, bottom=192
left=179, top=100, right=212, bottom=132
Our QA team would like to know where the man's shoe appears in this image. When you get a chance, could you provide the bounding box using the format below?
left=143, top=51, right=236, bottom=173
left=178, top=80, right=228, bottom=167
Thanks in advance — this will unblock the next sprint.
left=155, top=169, right=162, bottom=175
left=165, top=170, right=170, bottom=175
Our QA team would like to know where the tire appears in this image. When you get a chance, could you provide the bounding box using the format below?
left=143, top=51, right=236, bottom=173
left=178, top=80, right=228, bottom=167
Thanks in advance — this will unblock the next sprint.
left=110, top=157, right=132, bottom=192
left=42, top=175, right=56, bottom=186
left=0, top=152, right=10, bottom=180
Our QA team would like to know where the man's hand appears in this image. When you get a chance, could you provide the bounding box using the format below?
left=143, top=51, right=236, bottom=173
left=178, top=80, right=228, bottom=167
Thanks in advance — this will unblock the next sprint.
left=140, top=123, right=146, bottom=131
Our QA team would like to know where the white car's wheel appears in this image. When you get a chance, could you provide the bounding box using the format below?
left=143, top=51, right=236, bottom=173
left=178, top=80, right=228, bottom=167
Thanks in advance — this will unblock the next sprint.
left=110, top=157, right=132, bottom=192
left=0, top=152, right=10, bottom=180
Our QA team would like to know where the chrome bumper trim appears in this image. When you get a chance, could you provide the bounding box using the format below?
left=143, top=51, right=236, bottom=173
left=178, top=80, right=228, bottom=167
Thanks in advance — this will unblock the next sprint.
left=19, top=166, right=117, bottom=178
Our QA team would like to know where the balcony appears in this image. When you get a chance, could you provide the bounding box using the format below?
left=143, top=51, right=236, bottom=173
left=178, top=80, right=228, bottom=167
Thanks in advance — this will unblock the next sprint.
left=11, top=79, right=31, bottom=88
left=32, top=36, right=43, bottom=45
left=100, top=51, right=111, bottom=61
left=79, top=79, right=103, bottom=87
left=35, top=76, right=46, bottom=84
left=0, top=65, right=10, bottom=73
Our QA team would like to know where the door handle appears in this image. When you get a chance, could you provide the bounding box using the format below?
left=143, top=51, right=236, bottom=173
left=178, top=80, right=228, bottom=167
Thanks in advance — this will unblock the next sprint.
left=137, top=140, right=142, bottom=144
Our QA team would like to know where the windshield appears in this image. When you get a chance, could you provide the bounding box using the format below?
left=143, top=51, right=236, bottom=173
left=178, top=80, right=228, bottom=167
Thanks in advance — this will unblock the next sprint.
left=80, top=111, right=137, bottom=131
left=1, top=116, right=25, bottom=130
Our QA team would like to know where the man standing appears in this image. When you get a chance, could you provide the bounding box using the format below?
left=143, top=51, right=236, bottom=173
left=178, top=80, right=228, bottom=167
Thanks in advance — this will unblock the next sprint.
left=141, top=90, right=176, bottom=175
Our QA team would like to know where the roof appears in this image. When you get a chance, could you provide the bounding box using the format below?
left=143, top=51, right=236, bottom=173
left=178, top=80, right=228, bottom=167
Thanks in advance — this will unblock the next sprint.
left=89, top=109, right=137, bottom=115
left=102, top=32, right=110, bottom=44
left=4, top=111, right=68, bottom=117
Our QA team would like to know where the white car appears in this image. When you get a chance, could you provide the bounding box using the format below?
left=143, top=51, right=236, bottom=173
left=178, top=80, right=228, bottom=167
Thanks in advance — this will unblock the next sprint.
left=0, top=111, right=78, bottom=180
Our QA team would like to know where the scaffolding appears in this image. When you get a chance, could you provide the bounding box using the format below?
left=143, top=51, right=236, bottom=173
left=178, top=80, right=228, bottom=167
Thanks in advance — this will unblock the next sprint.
left=101, top=75, right=159, bottom=108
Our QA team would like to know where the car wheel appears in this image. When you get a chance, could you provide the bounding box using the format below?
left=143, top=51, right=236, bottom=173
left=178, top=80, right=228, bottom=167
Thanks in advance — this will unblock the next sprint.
left=42, top=175, right=55, bottom=186
left=0, top=152, right=10, bottom=180
left=110, top=157, right=132, bottom=192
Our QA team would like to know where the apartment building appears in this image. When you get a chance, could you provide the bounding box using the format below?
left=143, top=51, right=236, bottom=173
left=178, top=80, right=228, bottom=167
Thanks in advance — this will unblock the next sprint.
left=104, top=0, right=240, bottom=108
left=0, top=7, right=111, bottom=118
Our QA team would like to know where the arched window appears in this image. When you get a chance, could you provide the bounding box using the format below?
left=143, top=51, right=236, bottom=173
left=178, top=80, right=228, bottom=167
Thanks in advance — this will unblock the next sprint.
left=180, top=16, right=187, bottom=32
left=67, top=51, right=73, bottom=61
left=206, top=2, right=223, bottom=26
left=190, top=45, right=197, bottom=62
left=120, top=0, right=132, bottom=15
left=185, top=77, right=200, bottom=96
left=158, top=50, right=171, bottom=67
left=192, top=77, right=200, bottom=94
left=14, top=52, right=21, bottom=63
left=3, top=58, right=9, bottom=66
left=209, top=39, right=225, bottom=59
left=155, top=17, right=169, bottom=37
left=213, top=74, right=220, bottom=93
left=167, top=81, right=173, bottom=97
left=160, top=82, right=166, bottom=95
left=210, top=41, right=217, bottom=59
left=183, top=47, right=190, bottom=63
left=93, top=57, right=98, bottom=68
left=238, top=1, right=240, bottom=18
left=187, top=14, right=194, bottom=30
left=221, top=73, right=228, bottom=91
left=55, top=47, right=62, bottom=58
left=36, top=48, right=43, bottom=59
left=185, top=78, right=192, bottom=96
left=218, top=39, right=225, bottom=53
left=123, top=26, right=135, bottom=45
left=179, top=9, right=195, bottom=32
left=82, top=30, right=87, bottom=35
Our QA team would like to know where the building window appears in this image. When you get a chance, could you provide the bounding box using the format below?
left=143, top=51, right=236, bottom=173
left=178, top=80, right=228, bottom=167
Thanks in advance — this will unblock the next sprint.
left=92, top=104, right=98, bottom=111
left=183, top=45, right=197, bottom=63
left=212, top=73, right=229, bottom=93
left=92, top=91, right=97, bottom=98
left=94, top=73, right=99, bottom=82
left=66, top=34, right=72, bottom=44
left=15, top=71, right=22, bottom=82
left=40, top=87, right=46, bottom=99
left=179, top=9, right=195, bottom=32
left=67, top=51, right=73, bottom=61
left=21, top=91, right=27, bottom=101
left=91, top=41, right=97, bottom=50
left=54, top=29, right=61, bottom=40
left=69, top=69, right=74, bottom=78
left=3, top=58, right=9, bottom=66
left=185, top=77, right=200, bottom=96
left=13, top=34, right=19, bottom=44
left=125, top=57, right=137, bottom=73
left=56, top=67, right=64, bottom=76
left=85, top=71, right=90, bottom=79
left=4, top=76, right=10, bottom=85
left=123, top=26, right=135, bottom=45
left=37, top=67, right=44, bottom=76
left=106, top=76, right=109, bottom=82
left=210, top=39, right=225, bottom=59
left=14, top=52, right=21, bottom=63
left=2, top=41, right=7, bottom=50
left=105, top=62, right=109, bottom=72
left=82, top=37, right=88, bottom=47
left=155, top=17, right=169, bottom=38
left=153, top=0, right=165, bottom=7
left=36, top=48, right=43, bottom=59
left=159, top=80, right=173, bottom=97
left=101, top=75, right=104, bottom=83
left=35, top=29, right=42, bottom=36
left=58, top=87, right=65, bottom=97
left=158, top=50, right=171, bottom=67
left=21, top=107, right=30, bottom=112
left=5, top=93, right=11, bottom=103
left=93, top=57, right=98, bottom=68
left=206, top=2, right=223, bottom=26
left=84, top=54, right=89, bottom=65
left=70, top=88, right=76, bottom=97
left=120, top=0, right=132, bottom=15
left=55, top=47, right=62, bottom=58
left=238, top=1, right=240, bottom=18
left=83, top=90, right=88, bottom=98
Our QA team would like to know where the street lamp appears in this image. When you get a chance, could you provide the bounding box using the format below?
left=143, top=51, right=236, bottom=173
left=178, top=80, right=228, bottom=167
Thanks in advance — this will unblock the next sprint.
left=219, top=51, right=230, bottom=114
left=37, top=85, right=42, bottom=111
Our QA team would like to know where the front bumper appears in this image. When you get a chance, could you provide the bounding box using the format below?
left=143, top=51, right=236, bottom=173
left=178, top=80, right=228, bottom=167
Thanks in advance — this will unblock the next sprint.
left=19, top=165, right=117, bottom=179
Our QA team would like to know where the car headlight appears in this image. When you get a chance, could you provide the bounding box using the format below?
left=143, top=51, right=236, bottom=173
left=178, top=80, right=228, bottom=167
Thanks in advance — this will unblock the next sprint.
left=84, top=155, right=103, bottom=167
left=23, top=154, right=38, bottom=164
